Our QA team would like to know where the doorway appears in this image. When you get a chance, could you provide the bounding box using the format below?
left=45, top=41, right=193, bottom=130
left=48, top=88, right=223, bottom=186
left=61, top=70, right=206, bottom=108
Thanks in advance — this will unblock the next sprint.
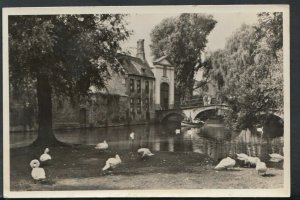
left=160, top=82, right=169, bottom=110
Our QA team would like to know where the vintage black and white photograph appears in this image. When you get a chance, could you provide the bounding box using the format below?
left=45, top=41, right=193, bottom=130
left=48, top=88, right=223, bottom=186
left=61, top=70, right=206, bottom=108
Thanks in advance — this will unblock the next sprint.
left=3, top=5, right=290, bottom=197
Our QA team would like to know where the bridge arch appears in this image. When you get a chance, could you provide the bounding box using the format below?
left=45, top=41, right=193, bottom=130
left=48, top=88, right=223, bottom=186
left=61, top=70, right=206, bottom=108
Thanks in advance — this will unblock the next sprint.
left=155, top=109, right=185, bottom=123
left=260, top=111, right=283, bottom=120
left=181, top=104, right=231, bottom=121
left=162, top=112, right=185, bottom=122
left=258, top=112, right=284, bottom=138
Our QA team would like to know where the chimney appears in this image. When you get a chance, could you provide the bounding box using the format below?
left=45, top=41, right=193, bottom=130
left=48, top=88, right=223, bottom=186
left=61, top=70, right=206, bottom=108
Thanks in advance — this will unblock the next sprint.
left=136, top=39, right=146, bottom=62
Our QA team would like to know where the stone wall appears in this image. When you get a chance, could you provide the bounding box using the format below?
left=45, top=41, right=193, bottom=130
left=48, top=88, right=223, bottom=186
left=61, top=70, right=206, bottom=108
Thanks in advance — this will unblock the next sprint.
left=52, top=97, right=80, bottom=129
left=52, top=93, right=132, bottom=129
left=10, top=90, right=155, bottom=132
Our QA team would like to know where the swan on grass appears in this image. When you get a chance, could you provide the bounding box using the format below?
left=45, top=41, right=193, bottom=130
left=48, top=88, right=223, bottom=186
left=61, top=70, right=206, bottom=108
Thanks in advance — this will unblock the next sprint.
left=39, top=148, right=51, bottom=163
left=236, top=153, right=260, bottom=167
left=214, top=157, right=236, bottom=170
left=236, top=153, right=249, bottom=161
left=256, top=160, right=267, bottom=176
left=175, top=129, right=181, bottom=135
left=102, top=155, right=122, bottom=173
left=269, top=153, right=284, bottom=162
left=244, top=156, right=260, bottom=167
left=30, top=159, right=46, bottom=181
left=95, top=140, right=108, bottom=150
left=137, top=148, right=154, bottom=159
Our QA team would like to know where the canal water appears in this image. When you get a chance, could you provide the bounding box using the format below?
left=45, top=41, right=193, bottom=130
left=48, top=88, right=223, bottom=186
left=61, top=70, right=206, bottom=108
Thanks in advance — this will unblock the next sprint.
left=10, top=121, right=284, bottom=165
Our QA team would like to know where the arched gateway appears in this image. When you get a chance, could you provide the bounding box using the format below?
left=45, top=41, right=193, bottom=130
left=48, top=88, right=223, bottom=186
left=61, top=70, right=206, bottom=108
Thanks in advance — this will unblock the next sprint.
left=160, top=82, right=169, bottom=110
left=152, top=56, right=175, bottom=110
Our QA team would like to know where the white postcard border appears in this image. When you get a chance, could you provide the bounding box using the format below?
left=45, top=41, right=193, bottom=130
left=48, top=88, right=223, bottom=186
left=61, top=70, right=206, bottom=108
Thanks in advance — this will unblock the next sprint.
left=2, top=5, right=290, bottom=198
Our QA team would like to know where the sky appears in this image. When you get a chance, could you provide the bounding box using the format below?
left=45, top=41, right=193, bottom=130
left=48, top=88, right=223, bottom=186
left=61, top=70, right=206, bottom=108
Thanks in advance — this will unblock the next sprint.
left=121, top=13, right=259, bottom=80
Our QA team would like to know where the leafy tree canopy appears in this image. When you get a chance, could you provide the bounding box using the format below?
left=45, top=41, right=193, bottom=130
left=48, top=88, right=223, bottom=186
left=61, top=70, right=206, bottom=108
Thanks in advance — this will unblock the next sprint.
left=150, top=14, right=217, bottom=101
left=9, top=14, right=131, bottom=99
left=203, top=12, right=283, bottom=132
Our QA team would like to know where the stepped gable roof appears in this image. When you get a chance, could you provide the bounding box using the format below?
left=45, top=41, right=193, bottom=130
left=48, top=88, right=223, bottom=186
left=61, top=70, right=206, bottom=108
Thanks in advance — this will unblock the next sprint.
left=117, top=54, right=155, bottom=79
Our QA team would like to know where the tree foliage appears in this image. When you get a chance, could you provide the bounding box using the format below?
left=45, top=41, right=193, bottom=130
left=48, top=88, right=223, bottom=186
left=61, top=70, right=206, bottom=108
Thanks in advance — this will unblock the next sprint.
left=204, top=12, right=283, bottom=131
left=10, top=14, right=131, bottom=98
left=150, top=14, right=217, bottom=101
left=9, top=14, right=131, bottom=145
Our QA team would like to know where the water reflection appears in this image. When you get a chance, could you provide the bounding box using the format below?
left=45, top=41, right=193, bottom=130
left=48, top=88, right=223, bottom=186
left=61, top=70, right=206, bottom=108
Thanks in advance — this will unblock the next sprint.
left=10, top=131, right=37, bottom=148
left=10, top=122, right=283, bottom=164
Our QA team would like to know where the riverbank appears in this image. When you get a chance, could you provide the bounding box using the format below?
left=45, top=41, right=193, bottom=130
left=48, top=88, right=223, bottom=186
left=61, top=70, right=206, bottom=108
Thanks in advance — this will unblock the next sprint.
left=10, top=145, right=284, bottom=191
left=10, top=121, right=155, bottom=132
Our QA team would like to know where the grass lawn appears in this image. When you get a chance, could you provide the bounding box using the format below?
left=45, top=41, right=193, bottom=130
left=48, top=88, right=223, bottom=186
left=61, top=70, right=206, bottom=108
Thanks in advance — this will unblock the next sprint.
left=10, top=145, right=284, bottom=191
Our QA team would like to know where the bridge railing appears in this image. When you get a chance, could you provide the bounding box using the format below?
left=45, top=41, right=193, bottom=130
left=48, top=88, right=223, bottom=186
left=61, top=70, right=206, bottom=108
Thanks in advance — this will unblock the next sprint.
left=174, top=97, right=220, bottom=108
left=174, top=99, right=203, bottom=108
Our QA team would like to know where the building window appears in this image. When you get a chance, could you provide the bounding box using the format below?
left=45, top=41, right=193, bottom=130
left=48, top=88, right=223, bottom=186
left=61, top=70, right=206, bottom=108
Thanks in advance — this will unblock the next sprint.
left=130, top=79, right=134, bottom=92
left=137, top=80, right=141, bottom=93
left=163, top=66, right=167, bottom=77
left=137, top=98, right=141, bottom=114
left=130, top=98, right=134, bottom=113
left=145, top=80, right=149, bottom=94
left=145, top=98, right=149, bottom=108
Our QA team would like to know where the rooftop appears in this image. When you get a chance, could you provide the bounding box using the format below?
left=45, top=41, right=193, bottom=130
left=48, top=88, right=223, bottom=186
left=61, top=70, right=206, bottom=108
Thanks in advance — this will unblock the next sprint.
left=117, top=54, right=155, bottom=78
left=153, top=55, right=173, bottom=67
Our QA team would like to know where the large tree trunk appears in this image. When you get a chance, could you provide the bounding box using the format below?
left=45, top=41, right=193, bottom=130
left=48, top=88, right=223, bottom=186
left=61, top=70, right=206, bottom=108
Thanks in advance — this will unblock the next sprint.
left=31, top=73, right=62, bottom=146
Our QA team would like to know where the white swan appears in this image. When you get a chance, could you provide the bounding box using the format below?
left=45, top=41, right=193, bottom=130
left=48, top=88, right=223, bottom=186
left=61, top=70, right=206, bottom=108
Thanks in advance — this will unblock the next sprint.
left=137, top=148, right=154, bottom=158
left=95, top=140, right=108, bottom=150
left=102, top=155, right=122, bottom=172
left=256, top=127, right=263, bottom=133
left=187, top=129, right=193, bottom=135
left=215, top=157, right=236, bottom=170
left=129, top=132, right=135, bottom=140
left=175, top=129, right=181, bottom=135
left=245, top=156, right=260, bottom=167
left=269, top=153, right=284, bottom=162
left=39, top=148, right=51, bottom=162
left=30, top=159, right=46, bottom=180
left=236, top=153, right=249, bottom=161
left=256, top=160, right=267, bottom=175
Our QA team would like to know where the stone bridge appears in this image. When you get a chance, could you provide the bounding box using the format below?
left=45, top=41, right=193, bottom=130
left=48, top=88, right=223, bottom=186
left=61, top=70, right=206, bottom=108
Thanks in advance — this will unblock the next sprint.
left=181, top=104, right=231, bottom=121
left=155, top=104, right=283, bottom=123
left=155, top=104, right=230, bottom=123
